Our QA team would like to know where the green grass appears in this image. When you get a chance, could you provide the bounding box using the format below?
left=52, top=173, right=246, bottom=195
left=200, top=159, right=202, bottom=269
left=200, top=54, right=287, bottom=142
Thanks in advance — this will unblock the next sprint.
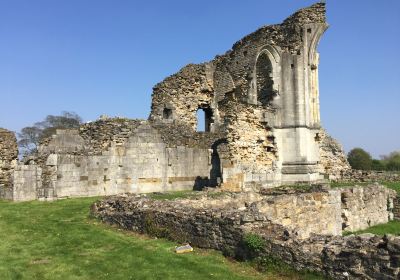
left=147, top=190, right=199, bottom=200
left=147, top=190, right=225, bottom=200
left=383, top=182, right=400, bottom=194
left=344, top=220, right=400, bottom=236
left=330, top=181, right=400, bottom=194
left=0, top=197, right=320, bottom=280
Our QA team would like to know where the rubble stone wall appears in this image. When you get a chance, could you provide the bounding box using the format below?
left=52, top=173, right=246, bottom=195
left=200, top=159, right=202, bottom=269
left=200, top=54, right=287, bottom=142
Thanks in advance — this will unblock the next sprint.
left=340, top=170, right=400, bottom=183
left=147, top=3, right=329, bottom=187
left=340, top=185, right=397, bottom=232
left=92, top=185, right=399, bottom=279
left=393, top=196, right=400, bottom=221
left=256, top=189, right=342, bottom=238
left=317, top=128, right=351, bottom=179
left=0, top=128, right=18, bottom=199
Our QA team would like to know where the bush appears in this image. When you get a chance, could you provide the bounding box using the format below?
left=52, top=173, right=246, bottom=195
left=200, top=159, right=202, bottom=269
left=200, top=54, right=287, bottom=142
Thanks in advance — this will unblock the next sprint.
left=347, top=148, right=372, bottom=170
left=243, top=233, right=265, bottom=253
left=371, top=159, right=385, bottom=171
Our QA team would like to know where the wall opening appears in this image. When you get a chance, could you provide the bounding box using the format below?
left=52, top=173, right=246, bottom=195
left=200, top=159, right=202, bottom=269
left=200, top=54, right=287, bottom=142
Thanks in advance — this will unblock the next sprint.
left=209, top=139, right=227, bottom=187
left=163, top=108, right=172, bottom=120
left=196, top=107, right=213, bottom=132
left=256, top=52, right=276, bottom=106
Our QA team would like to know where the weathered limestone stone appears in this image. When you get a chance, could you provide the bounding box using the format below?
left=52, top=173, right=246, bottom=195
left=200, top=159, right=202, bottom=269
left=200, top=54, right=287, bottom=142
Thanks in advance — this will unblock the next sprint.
left=340, top=184, right=397, bottom=232
left=0, top=128, right=18, bottom=199
left=317, top=128, right=351, bottom=179
left=149, top=2, right=330, bottom=188
left=92, top=184, right=399, bottom=280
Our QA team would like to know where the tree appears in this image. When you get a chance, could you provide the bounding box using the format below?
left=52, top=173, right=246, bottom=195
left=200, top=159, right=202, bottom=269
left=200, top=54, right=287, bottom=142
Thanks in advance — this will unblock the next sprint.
left=382, top=151, right=400, bottom=171
left=18, top=111, right=82, bottom=156
left=347, top=148, right=372, bottom=170
left=371, top=159, right=385, bottom=171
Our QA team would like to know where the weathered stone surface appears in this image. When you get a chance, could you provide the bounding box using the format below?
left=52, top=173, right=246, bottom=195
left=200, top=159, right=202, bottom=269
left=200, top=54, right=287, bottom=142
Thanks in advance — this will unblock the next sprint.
left=341, top=169, right=400, bottom=183
left=317, top=128, right=351, bottom=179
left=0, top=128, right=18, bottom=199
left=6, top=2, right=394, bottom=201
left=92, top=185, right=399, bottom=280
left=340, top=184, right=397, bottom=232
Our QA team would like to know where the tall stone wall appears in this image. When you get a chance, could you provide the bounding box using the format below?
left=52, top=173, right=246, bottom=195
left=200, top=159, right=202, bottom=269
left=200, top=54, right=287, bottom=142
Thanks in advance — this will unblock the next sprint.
left=0, top=128, right=18, bottom=199
left=148, top=3, right=329, bottom=188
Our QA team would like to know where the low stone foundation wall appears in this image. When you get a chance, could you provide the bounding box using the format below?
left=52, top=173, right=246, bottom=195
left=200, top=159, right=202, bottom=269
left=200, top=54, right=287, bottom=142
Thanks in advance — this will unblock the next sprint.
left=340, top=185, right=396, bottom=231
left=341, top=170, right=400, bottom=183
left=394, top=196, right=400, bottom=221
left=92, top=186, right=399, bottom=279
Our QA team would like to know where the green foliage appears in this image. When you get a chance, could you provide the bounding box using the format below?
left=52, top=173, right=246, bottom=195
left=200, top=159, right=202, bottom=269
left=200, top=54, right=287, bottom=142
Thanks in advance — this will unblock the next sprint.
left=383, top=151, right=400, bottom=171
left=347, top=148, right=372, bottom=170
left=0, top=197, right=279, bottom=280
left=343, top=221, right=400, bottom=236
left=143, top=213, right=170, bottom=238
left=243, top=234, right=265, bottom=253
left=371, top=159, right=385, bottom=171
left=18, top=111, right=82, bottom=156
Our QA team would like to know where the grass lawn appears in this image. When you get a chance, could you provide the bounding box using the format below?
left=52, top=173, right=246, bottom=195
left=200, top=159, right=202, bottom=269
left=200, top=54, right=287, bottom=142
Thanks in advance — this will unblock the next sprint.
left=344, top=221, right=400, bottom=236
left=330, top=181, right=400, bottom=194
left=0, top=197, right=322, bottom=280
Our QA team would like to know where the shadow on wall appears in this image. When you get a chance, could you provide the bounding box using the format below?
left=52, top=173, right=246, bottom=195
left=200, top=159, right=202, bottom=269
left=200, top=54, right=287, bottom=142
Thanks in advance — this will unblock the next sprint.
left=193, top=138, right=227, bottom=190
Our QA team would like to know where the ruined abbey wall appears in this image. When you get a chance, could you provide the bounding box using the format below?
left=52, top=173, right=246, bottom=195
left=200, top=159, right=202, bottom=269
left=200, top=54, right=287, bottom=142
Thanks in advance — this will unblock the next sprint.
left=92, top=184, right=399, bottom=279
left=0, top=128, right=18, bottom=199
left=0, top=3, right=377, bottom=201
left=149, top=3, right=329, bottom=188
left=19, top=119, right=221, bottom=200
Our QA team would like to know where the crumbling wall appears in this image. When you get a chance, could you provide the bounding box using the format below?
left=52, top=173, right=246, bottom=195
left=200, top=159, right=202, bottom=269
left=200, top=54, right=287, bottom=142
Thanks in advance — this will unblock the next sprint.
left=223, top=101, right=276, bottom=171
left=256, top=189, right=342, bottom=238
left=393, top=195, right=400, bottom=220
left=150, top=63, right=216, bottom=130
left=317, top=129, right=351, bottom=179
left=340, top=170, right=400, bottom=182
left=147, top=3, right=328, bottom=188
left=36, top=121, right=214, bottom=199
left=341, top=185, right=397, bottom=232
left=0, top=128, right=18, bottom=199
left=92, top=185, right=399, bottom=280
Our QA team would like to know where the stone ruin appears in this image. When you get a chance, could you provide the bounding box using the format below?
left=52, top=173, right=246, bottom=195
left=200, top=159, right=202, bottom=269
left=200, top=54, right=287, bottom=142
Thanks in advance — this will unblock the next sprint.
left=93, top=184, right=399, bottom=279
left=1, top=2, right=399, bottom=279
left=0, top=2, right=354, bottom=202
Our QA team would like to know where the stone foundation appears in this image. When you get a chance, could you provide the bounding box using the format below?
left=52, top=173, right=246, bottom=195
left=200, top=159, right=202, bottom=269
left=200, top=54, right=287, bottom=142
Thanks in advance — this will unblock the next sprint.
left=92, top=185, right=399, bottom=279
left=340, top=170, right=400, bottom=183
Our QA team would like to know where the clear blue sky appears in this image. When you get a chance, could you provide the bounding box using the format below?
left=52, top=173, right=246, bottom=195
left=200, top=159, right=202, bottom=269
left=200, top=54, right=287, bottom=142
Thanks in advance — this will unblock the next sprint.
left=0, top=0, right=399, bottom=158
